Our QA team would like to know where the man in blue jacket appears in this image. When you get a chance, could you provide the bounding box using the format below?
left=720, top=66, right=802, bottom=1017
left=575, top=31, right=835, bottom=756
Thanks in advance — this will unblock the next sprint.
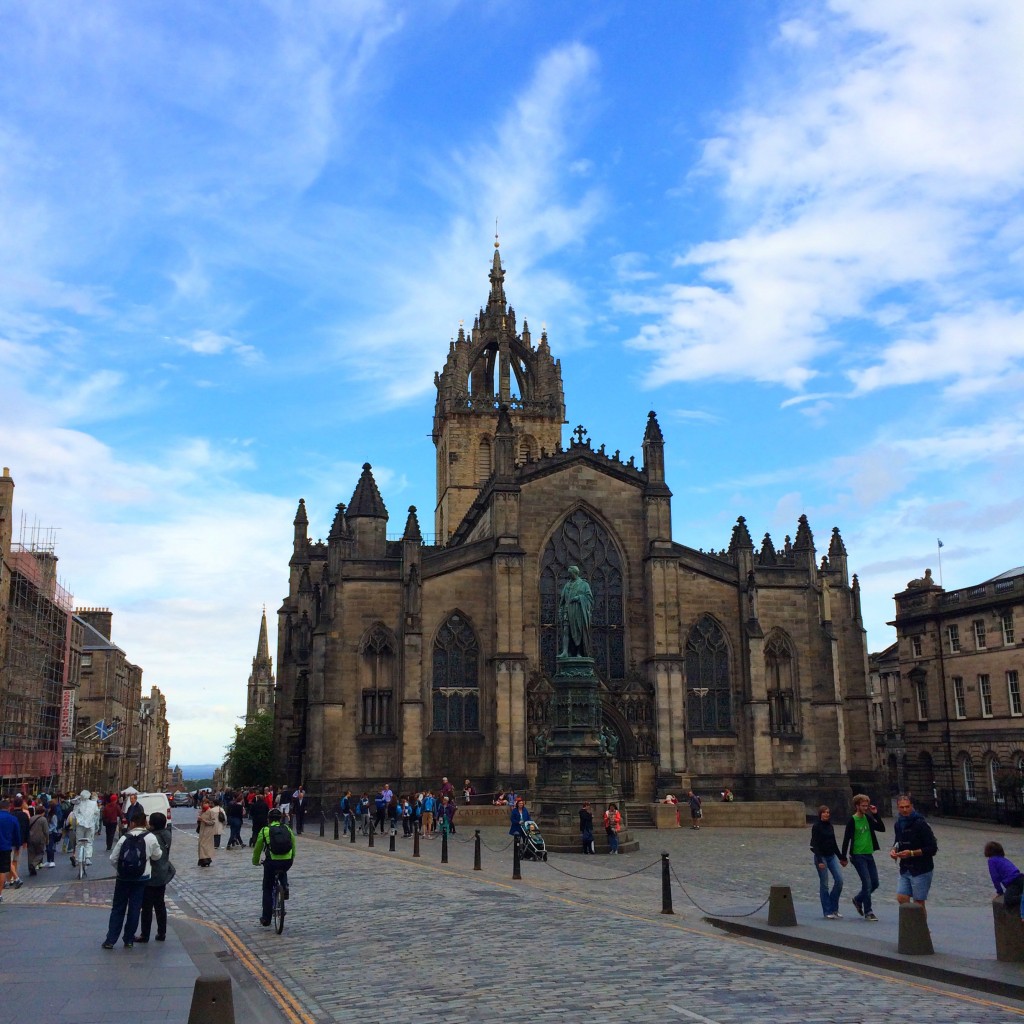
left=890, top=794, right=938, bottom=915
left=0, top=798, right=23, bottom=902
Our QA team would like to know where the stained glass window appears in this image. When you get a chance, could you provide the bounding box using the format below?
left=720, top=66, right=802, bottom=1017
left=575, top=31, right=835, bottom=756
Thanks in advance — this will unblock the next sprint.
left=360, top=626, right=395, bottom=735
left=540, top=509, right=625, bottom=679
left=685, top=615, right=732, bottom=733
left=432, top=614, right=480, bottom=732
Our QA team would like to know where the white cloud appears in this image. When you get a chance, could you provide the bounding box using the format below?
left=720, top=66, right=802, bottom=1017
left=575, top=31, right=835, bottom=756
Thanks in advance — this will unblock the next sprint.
left=177, top=330, right=260, bottom=363
left=621, top=1, right=1024, bottom=399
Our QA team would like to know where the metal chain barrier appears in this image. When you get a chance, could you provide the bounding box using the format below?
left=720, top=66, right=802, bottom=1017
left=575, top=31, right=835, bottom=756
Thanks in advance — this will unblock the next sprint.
left=538, top=853, right=663, bottom=882
left=669, top=861, right=770, bottom=918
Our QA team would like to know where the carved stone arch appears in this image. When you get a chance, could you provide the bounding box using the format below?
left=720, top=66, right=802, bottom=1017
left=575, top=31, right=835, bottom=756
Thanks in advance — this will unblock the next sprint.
left=599, top=701, right=637, bottom=760
left=538, top=504, right=628, bottom=681
left=517, top=433, right=538, bottom=465
left=683, top=613, right=734, bottom=735
left=358, top=622, right=397, bottom=655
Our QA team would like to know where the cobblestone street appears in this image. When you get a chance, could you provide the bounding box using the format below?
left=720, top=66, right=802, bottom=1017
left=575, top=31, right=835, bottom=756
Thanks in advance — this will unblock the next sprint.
left=151, top=816, right=1024, bottom=1024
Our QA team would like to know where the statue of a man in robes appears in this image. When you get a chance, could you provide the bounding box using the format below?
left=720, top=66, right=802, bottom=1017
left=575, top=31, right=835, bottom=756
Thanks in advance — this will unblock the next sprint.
left=558, top=565, right=594, bottom=658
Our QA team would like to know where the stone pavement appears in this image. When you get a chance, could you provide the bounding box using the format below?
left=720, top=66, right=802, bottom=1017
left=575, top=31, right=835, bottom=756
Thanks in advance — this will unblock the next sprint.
left=3, top=815, right=1024, bottom=1023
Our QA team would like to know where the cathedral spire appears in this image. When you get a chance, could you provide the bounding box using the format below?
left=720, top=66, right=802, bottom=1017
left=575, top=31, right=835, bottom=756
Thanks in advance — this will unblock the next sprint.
left=256, top=606, right=270, bottom=663
left=348, top=463, right=389, bottom=520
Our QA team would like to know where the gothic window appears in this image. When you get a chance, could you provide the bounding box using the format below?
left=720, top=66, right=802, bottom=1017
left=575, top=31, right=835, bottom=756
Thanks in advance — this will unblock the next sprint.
left=685, top=615, right=732, bottom=734
left=360, top=626, right=395, bottom=736
left=432, top=614, right=480, bottom=732
left=765, top=630, right=800, bottom=737
left=540, top=509, right=625, bottom=680
left=476, top=438, right=492, bottom=482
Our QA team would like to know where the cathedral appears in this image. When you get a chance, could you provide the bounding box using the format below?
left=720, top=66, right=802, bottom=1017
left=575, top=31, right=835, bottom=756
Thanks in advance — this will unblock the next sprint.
left=273, top=243, right=879, bottom=813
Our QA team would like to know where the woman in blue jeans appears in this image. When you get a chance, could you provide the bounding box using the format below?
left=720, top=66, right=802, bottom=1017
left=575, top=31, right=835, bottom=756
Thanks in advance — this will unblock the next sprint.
left=810, top=806, right=846, bottom=918
left=840, top=794, right=886, bottom=922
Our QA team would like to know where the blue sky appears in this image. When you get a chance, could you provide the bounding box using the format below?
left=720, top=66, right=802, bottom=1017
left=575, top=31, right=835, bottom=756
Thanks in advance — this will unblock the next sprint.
left=3, top=1, right=1023, bottom=765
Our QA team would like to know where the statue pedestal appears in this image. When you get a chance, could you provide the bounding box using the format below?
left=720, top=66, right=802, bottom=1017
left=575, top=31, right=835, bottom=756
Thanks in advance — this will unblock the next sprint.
left=533, top=656, right=638, bottom=854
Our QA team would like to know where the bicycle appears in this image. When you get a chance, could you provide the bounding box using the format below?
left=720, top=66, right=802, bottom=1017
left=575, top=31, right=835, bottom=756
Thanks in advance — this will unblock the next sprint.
left=74, top=834, right=90, bottom=880
left=269, top=866, right=287, bottom=934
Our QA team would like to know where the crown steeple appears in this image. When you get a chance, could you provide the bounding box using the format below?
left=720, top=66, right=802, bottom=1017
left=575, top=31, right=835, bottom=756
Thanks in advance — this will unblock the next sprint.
left=432, top=242, right=566, bottom=540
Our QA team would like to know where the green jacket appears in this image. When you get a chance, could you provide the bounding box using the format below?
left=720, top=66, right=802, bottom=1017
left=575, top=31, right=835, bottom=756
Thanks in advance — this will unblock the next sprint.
left=252, top=822, right=296, bottom=864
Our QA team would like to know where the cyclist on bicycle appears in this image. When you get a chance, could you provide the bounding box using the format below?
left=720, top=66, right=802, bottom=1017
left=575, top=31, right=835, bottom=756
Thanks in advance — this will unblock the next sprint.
left=252, top=808, right=295, bottom=927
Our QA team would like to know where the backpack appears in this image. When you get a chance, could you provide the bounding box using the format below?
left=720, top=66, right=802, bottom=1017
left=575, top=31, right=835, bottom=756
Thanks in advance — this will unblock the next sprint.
left=218, top=808, right=226, bottom=824
left=267, top=823, right=292, bottom=856
left=117, top=832, right=148, bottom=879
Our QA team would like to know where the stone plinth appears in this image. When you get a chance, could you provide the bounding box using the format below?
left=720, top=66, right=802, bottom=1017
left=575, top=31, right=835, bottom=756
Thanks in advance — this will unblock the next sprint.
left=682, top=801, right=806, bottom=828
left=532, top=654, right=637, bottom=854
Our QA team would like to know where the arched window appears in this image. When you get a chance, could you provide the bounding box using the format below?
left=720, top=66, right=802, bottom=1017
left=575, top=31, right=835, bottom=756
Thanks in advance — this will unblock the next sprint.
left=360, top=626, right=395, bottom=736
left=989, top=756, right=1004, bottom=803
left=476, top=438, right=492, bottom=482
left=962, top=756, right=977, bottom=801
left=432, top=614, right=480, bottom=732
left=686, top=615, right=731, bottom=734
left=539, top=509, right=625, bottom=680
left=765, top=630, right=799, bottom=737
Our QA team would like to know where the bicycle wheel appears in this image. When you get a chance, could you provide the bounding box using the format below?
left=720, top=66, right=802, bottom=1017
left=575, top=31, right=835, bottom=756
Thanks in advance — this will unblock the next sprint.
left=78, top=846, right=86, bottom=880
left=273, top=880, right=286, bottom=934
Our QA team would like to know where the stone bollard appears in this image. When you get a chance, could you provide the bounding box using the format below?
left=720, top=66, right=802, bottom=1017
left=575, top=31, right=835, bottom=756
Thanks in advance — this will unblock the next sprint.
left=897, top=902, right=934, bottom=955
left=992, top=896, right=1024, bottom=962
left=767, top=885, right=797, bottom=927
left=188, top=976, right=235, bottom=1024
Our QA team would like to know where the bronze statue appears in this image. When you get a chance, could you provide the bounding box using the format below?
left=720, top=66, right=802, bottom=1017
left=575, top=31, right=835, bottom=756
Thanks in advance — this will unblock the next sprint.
left=558, top=565, right=594, bottom=658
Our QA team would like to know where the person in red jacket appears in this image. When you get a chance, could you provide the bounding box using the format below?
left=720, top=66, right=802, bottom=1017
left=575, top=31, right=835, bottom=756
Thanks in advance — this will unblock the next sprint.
left=101, top=795, right=121, bottom=850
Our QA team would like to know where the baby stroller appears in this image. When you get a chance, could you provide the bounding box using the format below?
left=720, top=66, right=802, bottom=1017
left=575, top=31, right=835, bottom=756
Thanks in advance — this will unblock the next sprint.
left=518, top=820, right=548, bottom=861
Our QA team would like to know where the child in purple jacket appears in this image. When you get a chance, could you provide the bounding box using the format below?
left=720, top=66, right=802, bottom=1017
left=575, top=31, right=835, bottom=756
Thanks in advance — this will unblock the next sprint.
left=985, top=840, right=1023, bottom=912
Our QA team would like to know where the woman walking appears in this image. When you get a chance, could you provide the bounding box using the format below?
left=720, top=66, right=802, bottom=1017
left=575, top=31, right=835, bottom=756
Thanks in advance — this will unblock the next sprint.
left=603, top=802, right=622, bottom=854
left=196, top=799, right=218, bottom=867
left=810, top=805, right=845, bottom=919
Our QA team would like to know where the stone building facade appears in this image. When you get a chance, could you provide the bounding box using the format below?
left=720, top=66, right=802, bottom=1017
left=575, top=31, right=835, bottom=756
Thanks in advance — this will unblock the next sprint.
left=273, top=246, right=879, bottom=812
left=889, top=566, right=1024, bottom=811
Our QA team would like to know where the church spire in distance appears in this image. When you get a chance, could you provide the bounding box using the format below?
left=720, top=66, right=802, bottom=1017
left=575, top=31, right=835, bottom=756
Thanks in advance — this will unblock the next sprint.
left=246, top=605, right=275, bottom=724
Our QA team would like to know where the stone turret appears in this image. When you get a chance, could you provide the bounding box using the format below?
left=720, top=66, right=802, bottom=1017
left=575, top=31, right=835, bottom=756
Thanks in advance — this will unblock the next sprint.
left=347, top=463, right=388, bottom=558
left=828, top=526, right=849, bottom=585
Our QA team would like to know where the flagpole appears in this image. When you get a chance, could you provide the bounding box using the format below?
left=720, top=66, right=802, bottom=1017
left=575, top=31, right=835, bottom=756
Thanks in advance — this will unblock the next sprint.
left=937, top=539, right=944, bottom=588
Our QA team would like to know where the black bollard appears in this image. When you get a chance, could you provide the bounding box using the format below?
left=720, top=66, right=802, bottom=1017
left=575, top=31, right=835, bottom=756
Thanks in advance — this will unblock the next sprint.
left=474, top=829, right=482, bottom=871
left=333, top=815, right=339, bottom=840
left=512, top=836, right=522, bottom=880
left=368, top=827, right=374, bottom=848
left=441, top=829, right=449, bottom=864
left=319, top=812, right=325, bottom=838
left=350, top=816, right=356, bottom=843
left=661, top=852, right=673, bottom=914
left=389, top=829, right=396, bottom=852
left=413, top=826, right=421, bottom=858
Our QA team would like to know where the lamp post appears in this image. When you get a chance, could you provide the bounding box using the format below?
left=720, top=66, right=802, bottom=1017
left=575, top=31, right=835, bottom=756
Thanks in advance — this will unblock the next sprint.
left=137, top=702, right=153, bottom=790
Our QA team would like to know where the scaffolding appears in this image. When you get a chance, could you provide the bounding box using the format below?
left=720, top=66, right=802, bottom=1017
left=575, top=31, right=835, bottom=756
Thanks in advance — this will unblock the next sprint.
left=0, top=514, right=73, bottom=793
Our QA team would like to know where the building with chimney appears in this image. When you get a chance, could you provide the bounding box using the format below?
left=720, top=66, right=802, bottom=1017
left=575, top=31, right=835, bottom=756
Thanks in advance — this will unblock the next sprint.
left=273, top=245, right=878, bottom=815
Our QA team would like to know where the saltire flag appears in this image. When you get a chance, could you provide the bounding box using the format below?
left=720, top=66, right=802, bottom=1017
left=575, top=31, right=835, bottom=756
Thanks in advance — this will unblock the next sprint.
left=937, top=539, right=944, bottom=548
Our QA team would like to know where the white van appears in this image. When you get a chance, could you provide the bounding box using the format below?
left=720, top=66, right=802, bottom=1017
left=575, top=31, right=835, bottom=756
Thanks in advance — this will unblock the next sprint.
left=122, top=791, right=172, bottom=825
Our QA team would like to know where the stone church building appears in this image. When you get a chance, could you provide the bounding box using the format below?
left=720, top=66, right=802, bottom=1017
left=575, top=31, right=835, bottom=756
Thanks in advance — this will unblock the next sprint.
left=273, top=245, right=879, bottom=813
